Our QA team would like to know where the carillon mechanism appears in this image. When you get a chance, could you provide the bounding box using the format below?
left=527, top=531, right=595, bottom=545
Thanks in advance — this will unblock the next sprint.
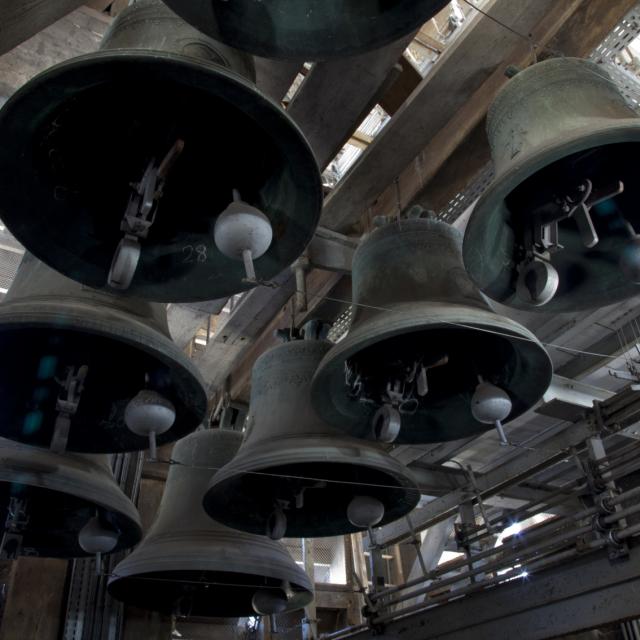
left=0, top=439, right=141, bottom=559
left=108, top=429, right=313, bottom=618
left=203, top=339, right=420, bottom=539
left=464, top=58, right=640, bottom=312
left=311, top=217, right=552, bottom=444
left=162, top=0, right=451, bottom=60
left=0, top=254, right=207, bottom=453
left=0, top=0, right=322, bottom=302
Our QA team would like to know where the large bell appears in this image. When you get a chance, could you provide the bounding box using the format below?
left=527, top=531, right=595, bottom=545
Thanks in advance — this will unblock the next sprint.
left=108, top=429, right=313, bottom=618
left=311, top=217, right=553, bottom=444
left=464, top=58, right=640, bottom=312
left=0, top=253, right=207, bottom=453
left=0, top=0, right=322, bottom=302
left=0, top=439, right=141, bottom=559
left=203, top=339, right=420, bottom=539
left=161, top=0, right=450, bottom=61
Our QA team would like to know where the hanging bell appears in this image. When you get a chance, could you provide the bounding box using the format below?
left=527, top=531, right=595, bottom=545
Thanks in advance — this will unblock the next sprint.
left=203, top=339, right=420, bottom=539
left=162, top=0, right=451, bottom=60
left=0, top=438, right=141, bottom=559
left=108, top=429, right=313, bottom=618
left=0, top=253, right=207, bottom=453
left=464, top=57, right=640, bottom=312
left=311, top=217, right=553, bottom=444
left=0, top=0, right=322, bottom=302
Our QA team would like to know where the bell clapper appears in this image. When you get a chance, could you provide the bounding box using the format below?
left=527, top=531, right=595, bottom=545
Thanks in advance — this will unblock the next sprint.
left=108, top=139, right=185, bottom=291
left=251, top=582, right=290, bottom=616
left=471, top=377, right=513, bottom=447
left=51, top=364, right=89, bottom=453
left=517, top=178, right=624, bottom=306
left=214, top=189, right=273, bottom=285
left=347, top=353, right=449, bottom=443
left=372, top=403, right=402, bottom=443
left=78, top=512, right=120, bottom=574
left=347, top=495, right=385, bottom=529
left=266, top=500, right=289, bottom=541
left=0, top=497, right=29, bottom=560
left=124, top=389, right=176, bottom=461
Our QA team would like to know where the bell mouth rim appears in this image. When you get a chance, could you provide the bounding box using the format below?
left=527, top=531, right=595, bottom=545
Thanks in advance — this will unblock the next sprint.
left=0, top=50, right=323, bottom=303
left=107, top=567, right=313, bottom=617
left=204, top=451, right=421, bottom=538
left=207, top=438, right=423, bottom=490
left=464, top=121, right=640, bottom=311
left=0, top=303, right=208, bottom=453
left=162, top=0, right=450, bottom=61
left=0, top=454, right=142, bottom=556
left=310, top=301, right=552, bottom=443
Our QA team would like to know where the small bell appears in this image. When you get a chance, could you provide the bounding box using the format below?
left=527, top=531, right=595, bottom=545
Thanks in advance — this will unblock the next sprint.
left=0, top=439, right=141, bottom=559
left=311, top=217, right=552, bottom=444
left=0, top=0, right=322, bottom=302
left=203, top=339, right=420, bottom=539
left=108, top=429, right=313, bottom=618
left=464, top=58, right=640, bottom=312
left=0, top=253, right=206, bottom=453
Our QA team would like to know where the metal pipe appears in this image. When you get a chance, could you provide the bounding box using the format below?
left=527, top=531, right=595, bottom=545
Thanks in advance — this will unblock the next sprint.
left=377, top=523, right=592, bottom=608
left=373, top=546, right=587, bottom=625
left=374, top=482, right=640, bottom=602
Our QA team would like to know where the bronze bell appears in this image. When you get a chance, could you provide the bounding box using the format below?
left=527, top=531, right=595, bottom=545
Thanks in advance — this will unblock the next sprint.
left=203, top=339, right=420, bottom=539
left=0, top=438, right=141, bottom=559
left=108, top=429, right=313, bottom=618
left=464, top=57, right=640, bottom=312
left=0, top=253, right=207, bottom=453
left=311, top=217, right=553, bottom=444
left=162, top=0, right=450, bottom=60
left=0, top=0, right=322, bottom=302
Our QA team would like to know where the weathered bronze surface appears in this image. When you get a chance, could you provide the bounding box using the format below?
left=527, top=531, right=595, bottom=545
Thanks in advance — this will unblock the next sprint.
left=108, top=429, right=313, bottom=617
left=0, top=439, right=141, bottom=558
left=204, top=339, right=420, bottom=538
left=311, top=218, right=552, bottom=443
left=163, top=0, right=450, bottom=60
left=0, top=0, right=322, bottom=302
left=0, top=254, right=207, bottom=452
left=464, top=57, right=640, bottom=312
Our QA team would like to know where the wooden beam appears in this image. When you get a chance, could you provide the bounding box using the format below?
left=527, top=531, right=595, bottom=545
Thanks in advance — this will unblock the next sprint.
left=288, top=34, right=414, bottom=170
left=379, top=55, right=423, bottom=116
left=0, top=0, right=88, bottom=56
left=0, top=6, right=110, bottom=98
left=549, top=0, right=639, bottom=59
left=356, top=0, right=637, bottom=225
left=319, top=0, right=576, bottom=233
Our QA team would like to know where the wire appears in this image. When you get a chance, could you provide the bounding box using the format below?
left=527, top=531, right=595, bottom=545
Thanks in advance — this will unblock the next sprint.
left=300, top=289, right=629, bottom=363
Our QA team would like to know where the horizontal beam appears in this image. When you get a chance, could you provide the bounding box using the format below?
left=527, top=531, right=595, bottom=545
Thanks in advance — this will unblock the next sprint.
left=307, top=227, right=359, bottom=274
left=320, top=0, right=562, bottom=232
left=0, top=0, right=85, bottom=56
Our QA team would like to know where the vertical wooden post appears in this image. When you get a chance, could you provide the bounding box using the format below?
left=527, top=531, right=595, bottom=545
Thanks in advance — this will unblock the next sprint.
left=302, top=539, right=317, bottom=640
left=0, top=557, right=68, bottom=640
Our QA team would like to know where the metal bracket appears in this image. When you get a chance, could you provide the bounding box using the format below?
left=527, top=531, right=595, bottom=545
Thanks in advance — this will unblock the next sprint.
left=0, top=498, right=29, bottom=560
left=51, top=365, right=88, bottom=453
left=108, top=139, right=184, bottom=290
